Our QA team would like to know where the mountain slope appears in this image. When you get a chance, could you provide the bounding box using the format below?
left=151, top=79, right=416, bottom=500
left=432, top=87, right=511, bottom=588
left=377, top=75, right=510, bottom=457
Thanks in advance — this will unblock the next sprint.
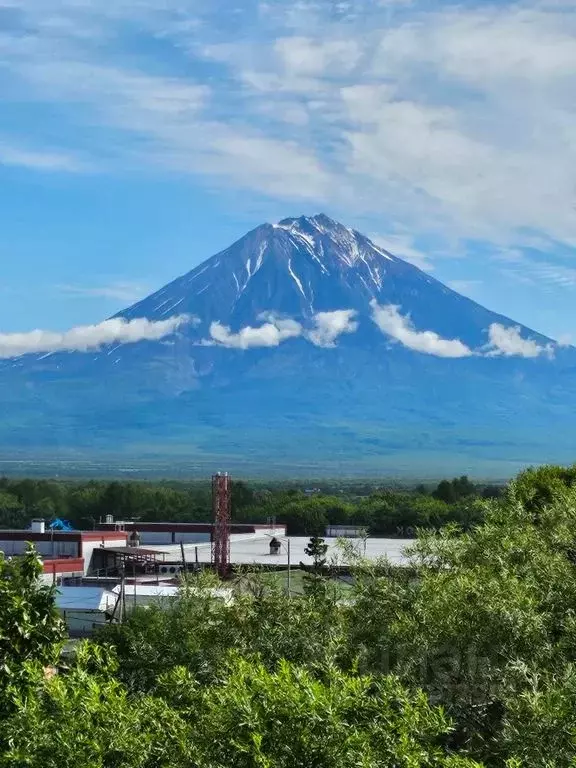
left=118, top=213, right=549, bottom=348
left=0, top=214, right=573, bottom=477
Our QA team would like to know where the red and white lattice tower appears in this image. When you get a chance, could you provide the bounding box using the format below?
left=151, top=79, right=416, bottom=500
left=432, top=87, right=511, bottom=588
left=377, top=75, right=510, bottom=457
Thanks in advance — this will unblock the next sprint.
left=212, top=472, right=231, bottom=578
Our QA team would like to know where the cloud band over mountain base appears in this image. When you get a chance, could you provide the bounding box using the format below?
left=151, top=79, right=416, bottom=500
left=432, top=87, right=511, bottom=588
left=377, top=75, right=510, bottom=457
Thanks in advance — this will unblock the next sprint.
left=485, top=324, right=554, bottom=359
left=0, top=315, right=189, bottom=359
left=0, top=307, right=555, bottom=362
left=208, top=310, right=358, bottom=349
left=370, top=301, right=473, bottom=358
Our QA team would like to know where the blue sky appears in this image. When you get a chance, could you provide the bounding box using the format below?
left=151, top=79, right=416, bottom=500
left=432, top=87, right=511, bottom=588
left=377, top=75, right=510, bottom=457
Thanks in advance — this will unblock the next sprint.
left=1, top=0, right=576, bottom=341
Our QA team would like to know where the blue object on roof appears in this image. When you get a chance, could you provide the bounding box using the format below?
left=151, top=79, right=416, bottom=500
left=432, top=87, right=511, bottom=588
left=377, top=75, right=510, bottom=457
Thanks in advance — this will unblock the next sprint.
left=48, top=518, right=74, bottom=531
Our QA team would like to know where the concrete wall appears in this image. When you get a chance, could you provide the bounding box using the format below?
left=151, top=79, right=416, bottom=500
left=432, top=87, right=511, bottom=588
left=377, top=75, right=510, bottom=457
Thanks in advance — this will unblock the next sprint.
left=59, top=609, right=109, bottom=637
left=81, top=537, right=128, bottom=575
left=123, top=592, right=177, bottom=609
left=325, top=526, right=366, bottom=538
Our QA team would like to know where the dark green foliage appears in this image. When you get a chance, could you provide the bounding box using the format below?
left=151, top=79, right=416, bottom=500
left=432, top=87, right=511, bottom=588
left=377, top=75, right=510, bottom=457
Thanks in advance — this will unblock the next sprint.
left=480, top=485, right=503, bottom=500
left=303, top=535, right=329, bottom=593
left=507, top=464, right=576, bottom=516
left=304, top=535, right=328, bottom=567
left=434, top=479, right=457, bottom=504
left=0, top=475, right=492, bottom=536
left=433, top=476, right=476, bottom=504
left=178, top=655, right=481, bottom=768
left=1, top=642, right=192, bottom=768
left=0, top=478, right=212, bottom=530
left=1, top=642, right=480, bottom=768
left=0, top=566, right=475, bottom=767
left=0, top=490, right=24, bottom=528
left=98, top=574, right=346, bottom=691
left=344, top=468, right=576, bottom=765
left=0, top=547, right=65, bottom=714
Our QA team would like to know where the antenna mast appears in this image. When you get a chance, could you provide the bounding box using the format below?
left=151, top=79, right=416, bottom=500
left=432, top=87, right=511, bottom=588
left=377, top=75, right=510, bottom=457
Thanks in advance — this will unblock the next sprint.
left=212, top=472, right=231, bottom=578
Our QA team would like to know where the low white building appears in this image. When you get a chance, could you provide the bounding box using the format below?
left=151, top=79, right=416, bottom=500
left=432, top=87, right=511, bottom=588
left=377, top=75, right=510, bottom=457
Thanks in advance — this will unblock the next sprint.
left=55, top=587, right=117, bottom=637
left=325, top=525, right=368, bottom=538
left=113, top=583, right=179, bottom=608
left=111, top=583, right=234, bottom=609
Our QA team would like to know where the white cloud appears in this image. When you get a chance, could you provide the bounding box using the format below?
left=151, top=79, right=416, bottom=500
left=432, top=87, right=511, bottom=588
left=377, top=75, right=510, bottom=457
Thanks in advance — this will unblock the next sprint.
left=21, top=61, right=210, bottom=125
left=447, top=279, right=482, bottom=295
left=209, top=317, right=302, bottom=349
left=496, top=254, right=576, bottom=292
left=204, top=131, right=331, bottom=200
left=370, top=302, right=558, bottom=360
left=275, top=36, right=362, bottom=79
left=3, top=0, right=576, bottom=255
left=491, top=247, right=526, bottom=264
left=209, top=309, right=358, bottom=349
left=370, top=301, right=473, bottom=357
left=485, top=324, right=554, bottom=359
left=368, top=232, right=434, bottom=272
left=199, top=3, right=576, bottom=246
left=0, top=141, right=84, bottom=172
left=59, top=281, right=150, bottom=302
left=308, top=309, right=358, bottom=347
left=0, top=315, right=189, bottom=359
left=344, top=9, right=576, bottom=243
left=528, top=262, right=576, bottom=288
left=0, top=22, right=332, bottom=200
left=397, top=9, right=576, bottom=85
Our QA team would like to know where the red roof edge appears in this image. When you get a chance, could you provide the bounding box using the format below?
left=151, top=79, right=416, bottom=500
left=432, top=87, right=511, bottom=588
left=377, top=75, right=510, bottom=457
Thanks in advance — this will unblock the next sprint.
left=42, top=557, right=84, bottom=574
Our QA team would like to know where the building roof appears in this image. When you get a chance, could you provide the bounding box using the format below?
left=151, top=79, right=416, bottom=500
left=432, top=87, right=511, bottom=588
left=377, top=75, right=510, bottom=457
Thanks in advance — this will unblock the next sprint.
left=111, top=584, right=234, bottom=604
left=112, top=584, right=179, bottom=598
left=101, top=546, right=167, bottom=557
left=55, top=587, right=117, bottom=612
left=147, top=535, right=412, bottom=567
left=326, top=525, right=368, bottom=531
left=0, top=530, right=126, bottom=541
left=98, top=521, right=286, bottom=534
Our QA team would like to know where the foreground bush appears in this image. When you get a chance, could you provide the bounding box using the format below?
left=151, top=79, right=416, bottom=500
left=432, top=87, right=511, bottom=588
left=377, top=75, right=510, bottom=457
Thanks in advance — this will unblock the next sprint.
left=5, top=464, right=576, bottom=765
left=2, top=644, right=479, bottom=768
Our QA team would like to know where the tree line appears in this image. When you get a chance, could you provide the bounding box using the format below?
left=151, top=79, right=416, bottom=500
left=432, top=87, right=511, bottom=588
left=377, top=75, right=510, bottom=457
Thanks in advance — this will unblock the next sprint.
left=0, top=474, right=500, bottom=535
left=2, top=464, right=576, bottom=765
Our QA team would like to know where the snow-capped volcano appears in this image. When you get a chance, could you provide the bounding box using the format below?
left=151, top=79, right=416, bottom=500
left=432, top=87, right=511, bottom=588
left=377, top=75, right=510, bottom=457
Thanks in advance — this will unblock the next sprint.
left=274, top=213, right=394, bottom=271
left=119, top=213, right=397, bottom=327
left=0, top=214, right=573, bottom=476
left=114, top=213, right=547, bottom=354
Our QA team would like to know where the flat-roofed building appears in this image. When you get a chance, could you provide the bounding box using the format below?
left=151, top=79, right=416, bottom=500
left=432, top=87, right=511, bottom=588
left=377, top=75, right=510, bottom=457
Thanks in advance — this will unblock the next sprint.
left=146, top=534, right=412, bottom=569
left=325, top=525, right=368, bottom=538
left=0, top=527, right=128, bottom=576
left=112, top=583, right=233, bottom=609
left=97, top=519, right=286, bottom=545
left=55, top=587, right=117, bottom=636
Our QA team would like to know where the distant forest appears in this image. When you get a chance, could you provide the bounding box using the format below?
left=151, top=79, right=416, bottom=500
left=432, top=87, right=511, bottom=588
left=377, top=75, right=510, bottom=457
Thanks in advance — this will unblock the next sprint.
left=0, top=475, right=503, bottom=535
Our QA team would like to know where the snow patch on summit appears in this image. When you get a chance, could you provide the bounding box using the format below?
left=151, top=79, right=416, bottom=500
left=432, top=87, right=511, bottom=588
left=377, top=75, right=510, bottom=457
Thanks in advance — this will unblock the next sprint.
left=370, top=243, right=394, bottom=262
